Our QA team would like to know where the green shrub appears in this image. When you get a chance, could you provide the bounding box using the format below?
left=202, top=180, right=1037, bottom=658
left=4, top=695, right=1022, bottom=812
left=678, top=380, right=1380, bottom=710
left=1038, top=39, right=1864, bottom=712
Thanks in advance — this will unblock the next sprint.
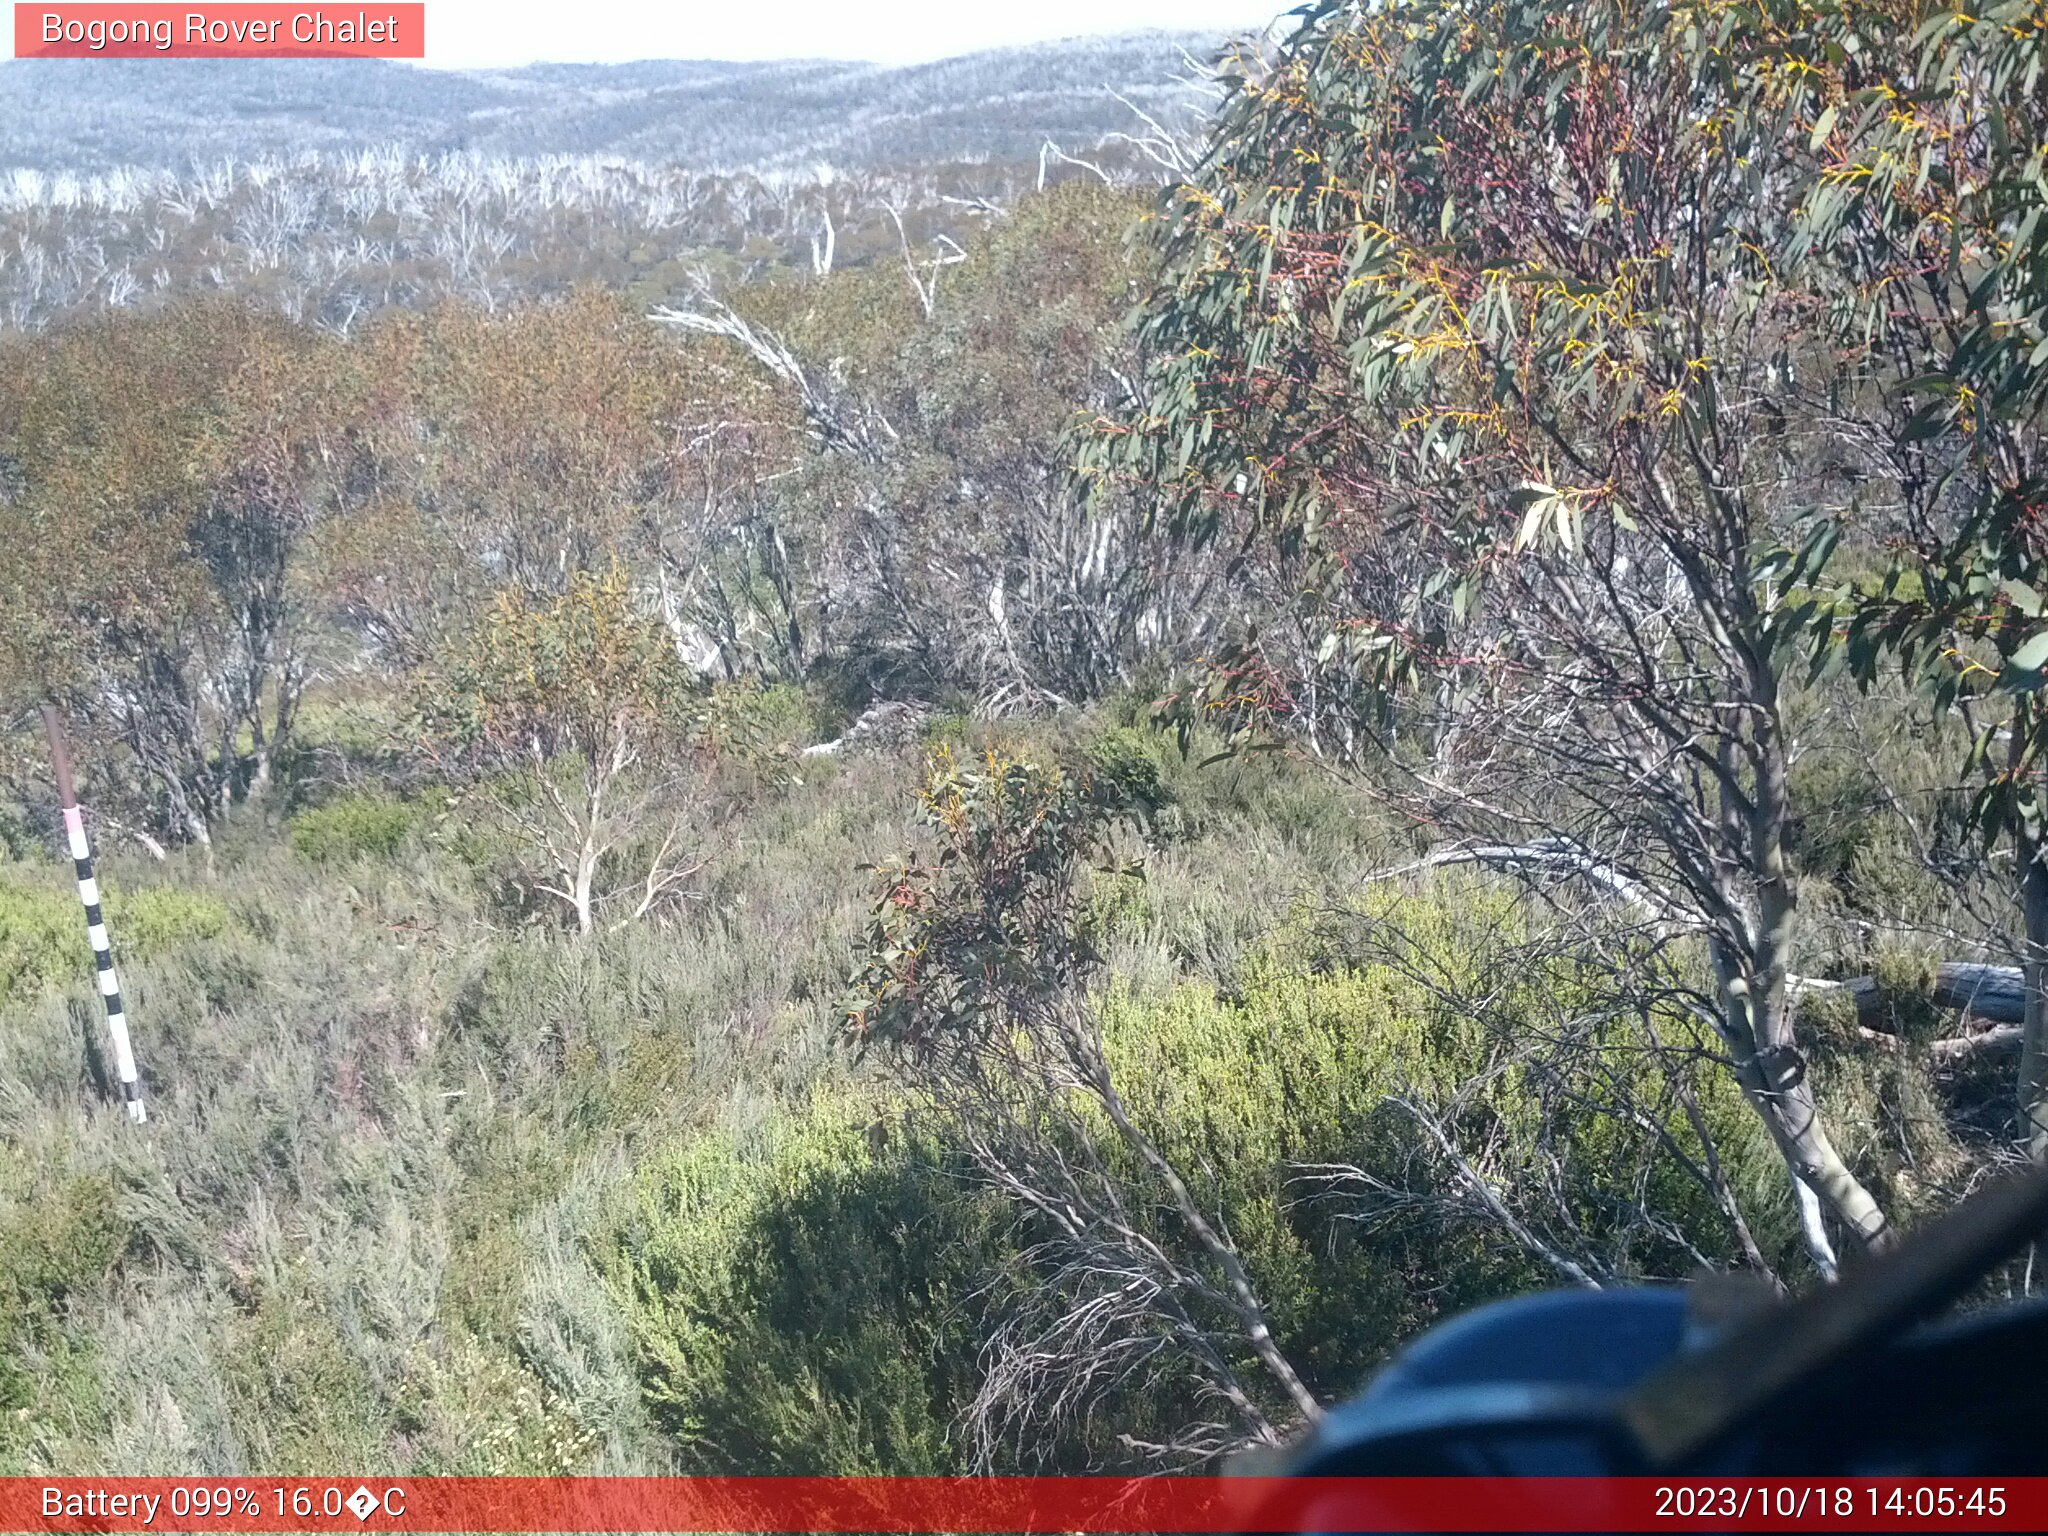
left=1094, top=924, right=1777, bottom=1399
left=848, top=746, right=1784, bottom=1444
left=1081, top=725, right=1171, bottom=823
left=0, top=877, right=77, bottom=1007
left=1078, top=864, right=1151, bottom=947
left=919, top=712, right=973, bottom=749
left=1867, top=947, right=1948, bottom=1046
left=0, top=803, right=34, bottom=862
left=604, top=1098, right=1007, bottom=1474
left=118, top=886, right=231, bottom=953
left=0, top=1171, right=131, bottom=1411
left=290, top=794, right=420, bottom=865
left=0, top=874, right=231, bottom=1007
left=286, top=690, right=408, bottom=767
left=223, top=1289, right=390, bottom=1470
left=739, top=682, right=818, bottom=747
left=397, top=1334, right=599, bottom=1475
left=613, top=934, right=1776, bottom=1472
left=696, top=682, right=823, bottom=775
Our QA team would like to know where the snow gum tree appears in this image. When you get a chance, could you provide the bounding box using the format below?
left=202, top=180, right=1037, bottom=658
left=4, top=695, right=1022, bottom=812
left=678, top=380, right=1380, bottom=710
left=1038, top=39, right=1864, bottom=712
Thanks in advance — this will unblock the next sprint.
left=1081, top=0, right=1943, bottom=1268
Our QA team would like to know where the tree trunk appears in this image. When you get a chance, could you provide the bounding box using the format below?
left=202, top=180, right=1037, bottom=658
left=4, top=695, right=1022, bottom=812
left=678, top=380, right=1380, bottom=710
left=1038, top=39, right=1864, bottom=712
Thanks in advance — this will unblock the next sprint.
left=1712, top=798, right=1890, bottom=1265
left=1732, top=700, right=1891, bottom=1262
left=1712, top=962, right=1884, bottom=1261
left=1787, top=1171, right=1839, bottom=1283
left=2017, top=837, right=2048, bottom=1158
left=1720, top=1002, right=1889, bottom=1257
left=572, top=847, right=597, bottom=936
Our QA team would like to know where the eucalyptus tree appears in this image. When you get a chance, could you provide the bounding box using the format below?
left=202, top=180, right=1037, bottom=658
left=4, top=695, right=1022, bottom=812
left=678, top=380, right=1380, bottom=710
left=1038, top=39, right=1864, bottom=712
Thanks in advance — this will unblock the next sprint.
left=1083, top=0, right=1894, bottom=1267
left=1784, top=1, right=2048, bottom=1152
left=0, top=303, right=365, bottom=845
left=661, top=184, right=1227, bottom=711
left=418, top=564, right=703, bottom=936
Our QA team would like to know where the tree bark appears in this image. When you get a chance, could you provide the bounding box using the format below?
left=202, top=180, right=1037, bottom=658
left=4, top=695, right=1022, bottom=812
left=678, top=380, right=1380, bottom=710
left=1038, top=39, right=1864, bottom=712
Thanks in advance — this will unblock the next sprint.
left=1787, top=1172, right=1839, bottom=1283
left=1718, top=968, right=1891, bottom=1258
left=571, top=840, right=597, bottom=936
left=1739, top=713, right=1891, bottom=1259
left=2018, top=835, right=2048, bottom=1158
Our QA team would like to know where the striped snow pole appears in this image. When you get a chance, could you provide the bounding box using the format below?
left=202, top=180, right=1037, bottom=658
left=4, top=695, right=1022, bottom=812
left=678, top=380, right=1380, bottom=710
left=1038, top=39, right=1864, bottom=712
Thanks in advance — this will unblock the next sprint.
left=41, top=706, right=147, bottom=1124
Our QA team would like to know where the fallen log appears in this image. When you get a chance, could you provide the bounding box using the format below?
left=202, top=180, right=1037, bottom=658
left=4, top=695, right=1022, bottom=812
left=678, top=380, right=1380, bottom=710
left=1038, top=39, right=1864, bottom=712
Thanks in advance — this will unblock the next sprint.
left=1795, top=963, right=2029, bottom=1027
left=1857, top=1021, right=2026, bottom=1062
left=1928, top=963, right=2030, bottom=1023
left=1929, top=1024, right=2027, bottom=1064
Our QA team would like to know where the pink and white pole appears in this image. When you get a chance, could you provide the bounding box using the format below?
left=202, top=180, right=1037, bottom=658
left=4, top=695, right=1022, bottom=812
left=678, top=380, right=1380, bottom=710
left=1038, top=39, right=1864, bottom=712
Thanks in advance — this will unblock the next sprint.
left=41, top=706, right=147, bottom=1123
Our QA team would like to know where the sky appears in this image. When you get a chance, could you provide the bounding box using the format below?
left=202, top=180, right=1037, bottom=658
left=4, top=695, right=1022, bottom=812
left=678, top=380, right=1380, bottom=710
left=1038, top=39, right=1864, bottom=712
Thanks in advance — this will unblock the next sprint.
left=416, top=1, right=1286, bottom=69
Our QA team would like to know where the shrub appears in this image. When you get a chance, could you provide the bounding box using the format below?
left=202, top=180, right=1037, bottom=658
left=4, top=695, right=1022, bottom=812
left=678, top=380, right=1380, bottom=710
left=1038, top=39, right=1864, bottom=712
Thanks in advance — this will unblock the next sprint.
left=289, top=794, right=420, bottom=865
left=397, top=1335, right=599, bottom=1475
left=0, top=876, right=77, bottom=1007
left=919, top=712, right=973, bottom=749
left=603, top=1098, right=1007, bottom=1474
left=0, top=803, right=33, bottom=862
left=417, top=566, right=706, bottom=934
left=1093, top=930, right=1778, bottom=1399
left=611, top=910, right=1776, bottom=1473
left=699, top=682, right=817, bottom=764
left=0, top=1171, right=131, bottom=1412
left=847, top=748, right=1787, bottom=1459
left=223, top=1288, right=389, bottom=1471
left=116, top=887, right=231, bottom=954
left=0, top=873, right=230, bottom=1007
left=1081, top=726, right=1171, bottom=824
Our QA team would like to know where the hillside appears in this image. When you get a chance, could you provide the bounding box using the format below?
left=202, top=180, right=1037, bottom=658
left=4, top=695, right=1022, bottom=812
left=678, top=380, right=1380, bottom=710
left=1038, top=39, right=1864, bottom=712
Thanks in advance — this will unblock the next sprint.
left=4, top=0, right=2044, bottom=1489
left=0, top=34, right=1228, bottom=173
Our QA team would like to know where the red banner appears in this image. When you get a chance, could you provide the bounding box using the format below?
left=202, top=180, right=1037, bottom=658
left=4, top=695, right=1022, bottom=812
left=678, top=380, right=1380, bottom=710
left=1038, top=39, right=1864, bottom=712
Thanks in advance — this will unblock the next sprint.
left=2, top=1477, right=2044, bottom=1533
left=13, top=5, right=425, bottom=59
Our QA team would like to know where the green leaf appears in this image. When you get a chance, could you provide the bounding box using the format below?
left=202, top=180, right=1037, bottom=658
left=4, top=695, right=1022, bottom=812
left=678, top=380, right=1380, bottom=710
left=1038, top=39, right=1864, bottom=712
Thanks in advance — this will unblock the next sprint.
left=2004, top=580, right=2045, bottom=619
left=1809, top=103, right=1838, bottom=152
left=2010, top=630, right=2048, bottom=673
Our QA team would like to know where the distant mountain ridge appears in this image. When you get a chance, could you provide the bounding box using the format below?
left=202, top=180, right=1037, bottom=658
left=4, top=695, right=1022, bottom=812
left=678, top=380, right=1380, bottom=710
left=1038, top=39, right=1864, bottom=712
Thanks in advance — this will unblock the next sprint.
left=0, top=33, right=1232, bottom=173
